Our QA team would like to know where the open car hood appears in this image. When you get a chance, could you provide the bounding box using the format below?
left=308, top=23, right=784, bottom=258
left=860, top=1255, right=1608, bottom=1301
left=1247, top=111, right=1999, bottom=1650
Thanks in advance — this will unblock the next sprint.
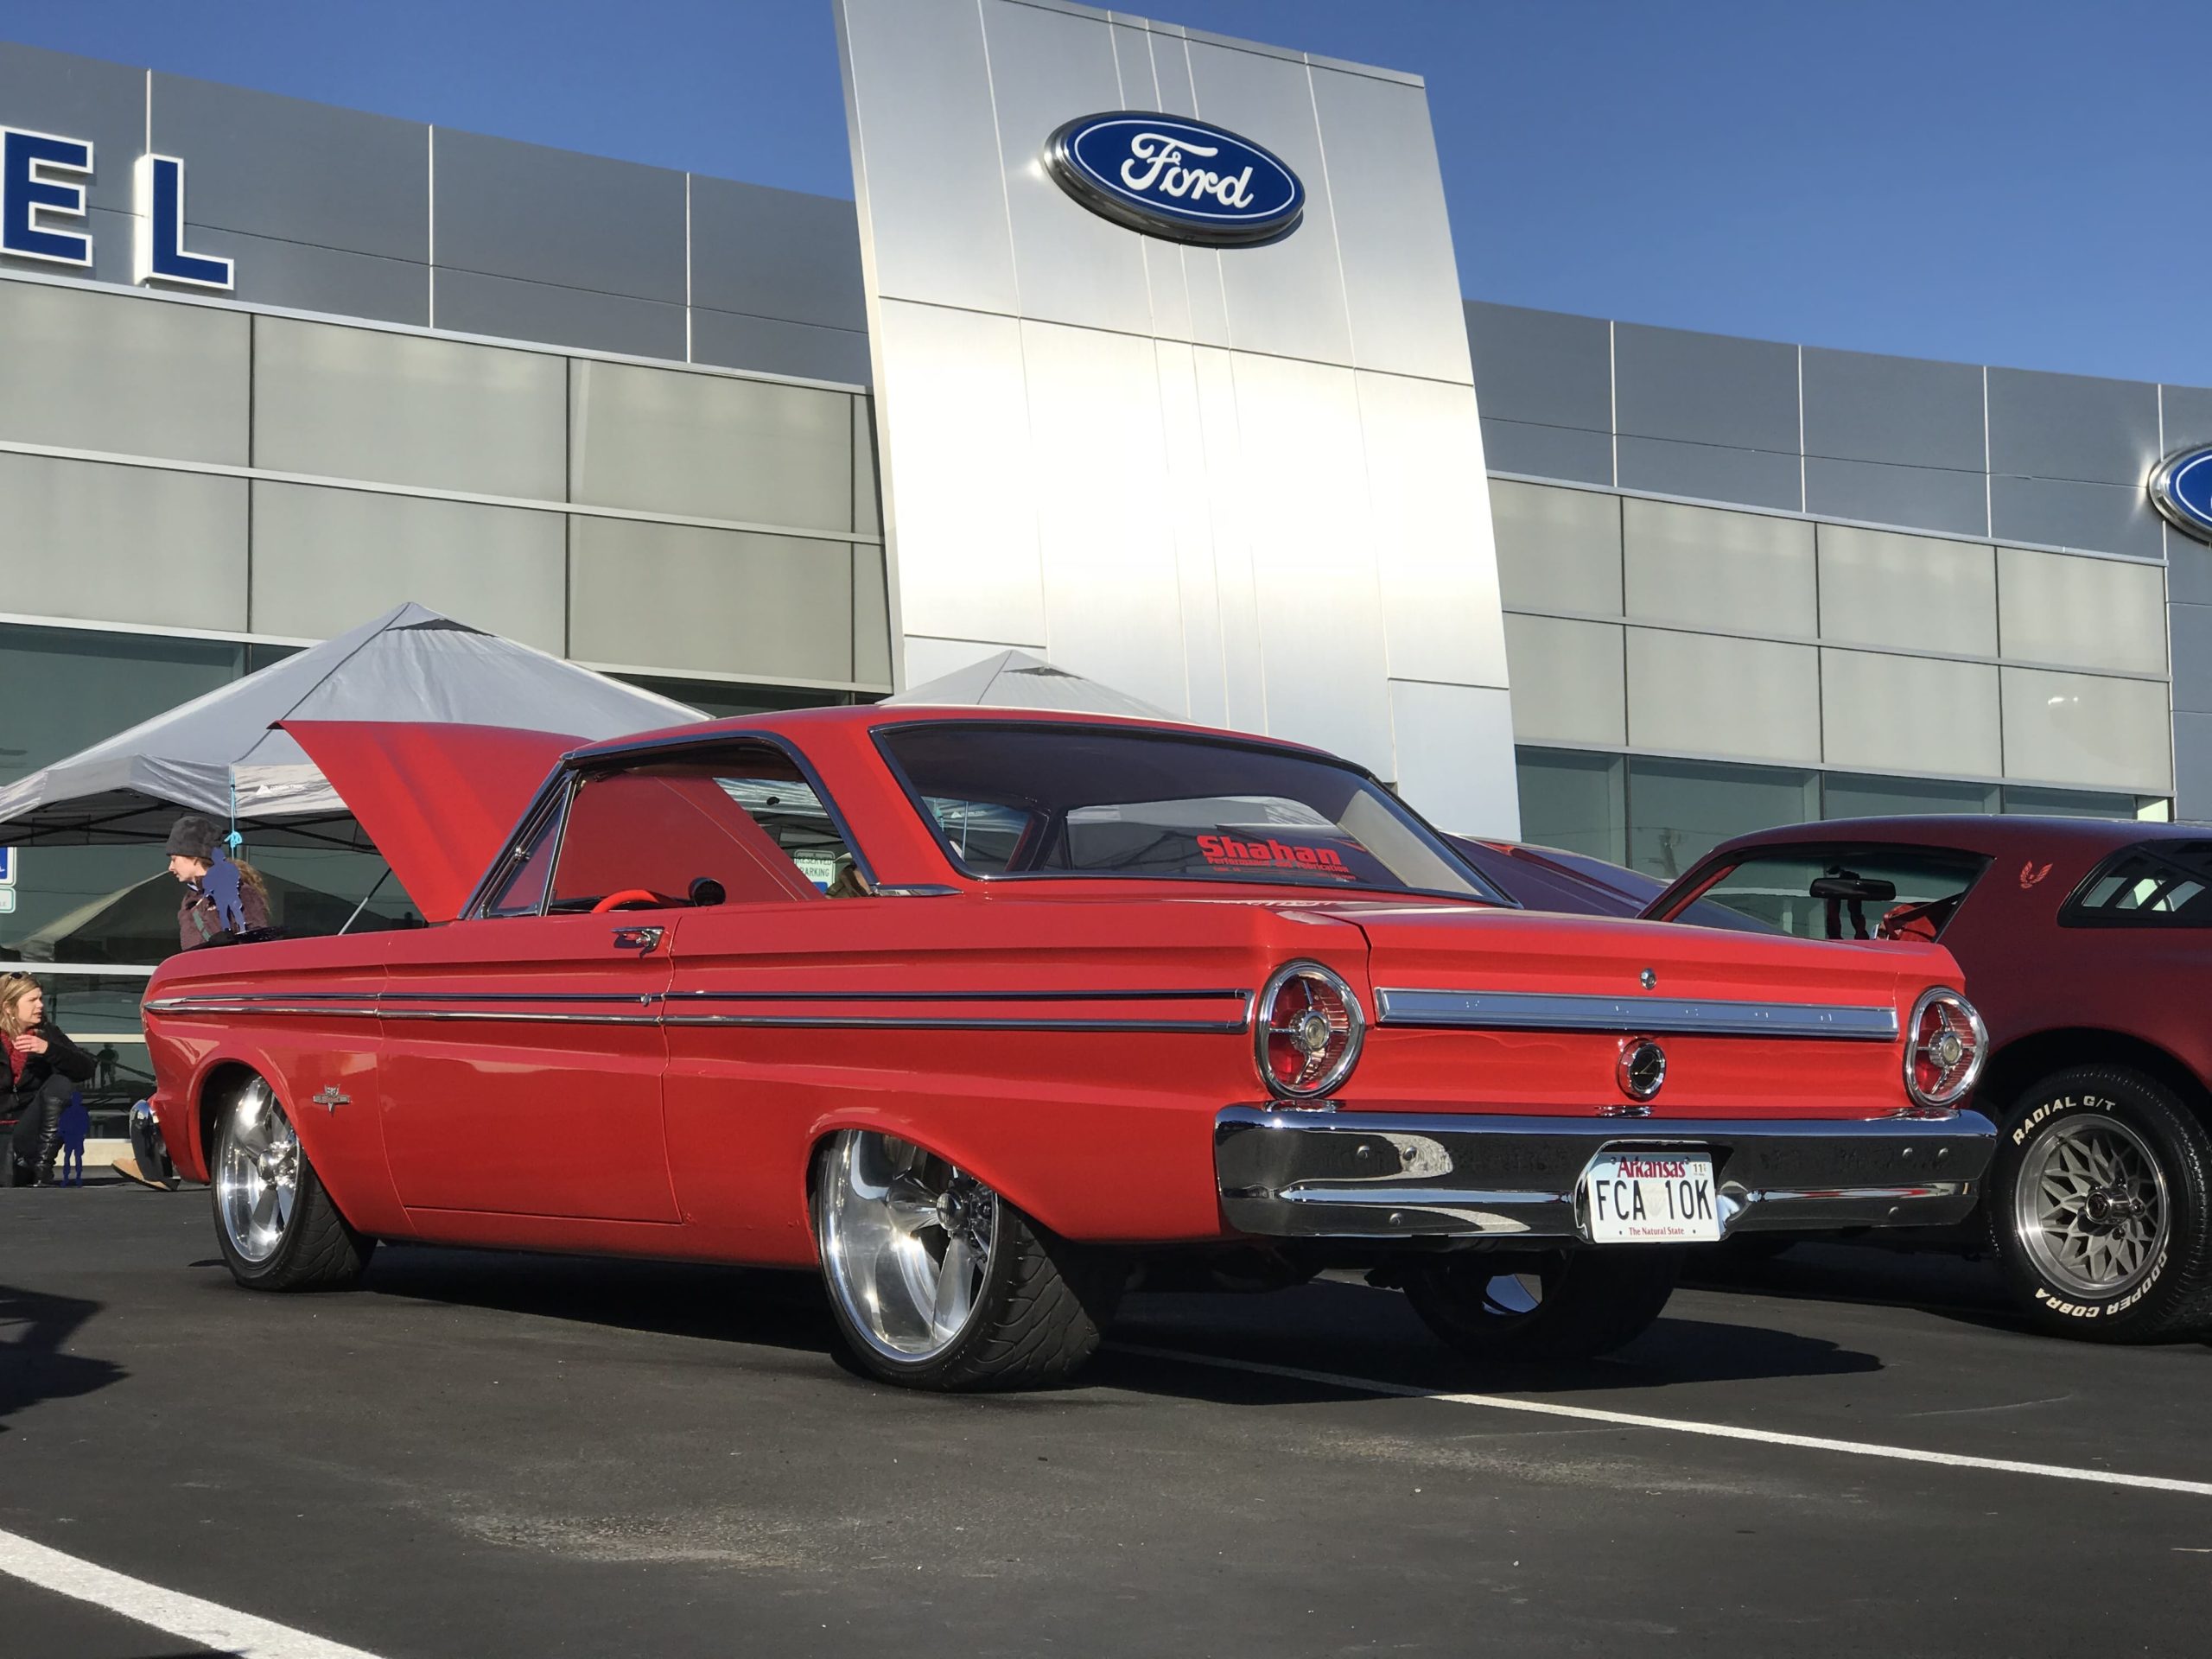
left=282, top=721, right=580, bottom=922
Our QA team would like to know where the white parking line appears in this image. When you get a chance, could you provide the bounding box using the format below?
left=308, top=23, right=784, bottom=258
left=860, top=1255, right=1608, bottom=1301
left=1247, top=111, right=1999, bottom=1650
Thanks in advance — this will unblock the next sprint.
left=1111, top=1344, right=2212, bottom=1498
left=0, top=1527, right=385, bottom=1659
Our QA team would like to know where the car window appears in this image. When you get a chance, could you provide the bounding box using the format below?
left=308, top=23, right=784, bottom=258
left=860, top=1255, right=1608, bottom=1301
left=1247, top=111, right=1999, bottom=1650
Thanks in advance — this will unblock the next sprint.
left=543, top=744, right=868, bottom=912
left=2063, top=840, right=2212, bottom=927
left=1669, top=846, right=1988, bottom=941
left=481, top=802, right=562, bottom=918
left=879, top=722, right=1501, bottom=901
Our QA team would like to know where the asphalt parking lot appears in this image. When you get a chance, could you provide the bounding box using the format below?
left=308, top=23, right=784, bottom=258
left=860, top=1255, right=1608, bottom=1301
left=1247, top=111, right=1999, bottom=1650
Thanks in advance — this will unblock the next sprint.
left=3, top=1185, right=2209, bottom=1658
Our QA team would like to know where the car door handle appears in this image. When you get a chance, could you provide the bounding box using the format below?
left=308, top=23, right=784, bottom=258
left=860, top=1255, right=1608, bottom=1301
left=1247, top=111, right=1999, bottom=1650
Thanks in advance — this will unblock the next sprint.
left=610, top=925, right=664, bottom=953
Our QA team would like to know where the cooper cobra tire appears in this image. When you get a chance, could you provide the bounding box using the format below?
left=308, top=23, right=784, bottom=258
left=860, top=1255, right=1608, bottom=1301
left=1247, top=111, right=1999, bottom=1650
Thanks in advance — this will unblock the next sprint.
left=813, top=1129, right=1122, bottom=1391
left=1986, top=1065, right=2212, bottom=1342
left=1403, top=1246, right=1683, bottom=1362
left=211, top=1076, right=376, bottom=1292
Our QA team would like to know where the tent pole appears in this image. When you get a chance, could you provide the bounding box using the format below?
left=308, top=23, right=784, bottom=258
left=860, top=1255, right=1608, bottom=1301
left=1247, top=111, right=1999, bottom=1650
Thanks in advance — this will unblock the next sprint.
left=339, top=867, right=391, bottom=936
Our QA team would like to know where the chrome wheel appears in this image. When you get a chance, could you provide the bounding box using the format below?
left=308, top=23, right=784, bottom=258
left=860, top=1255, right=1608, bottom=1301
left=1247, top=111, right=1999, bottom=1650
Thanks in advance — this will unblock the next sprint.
left=818, top=1130, right=998, bottom=1363
left=2015, top=1116, right=2170, bottom=1299
left=216, top=1079, right=299, bottom=1266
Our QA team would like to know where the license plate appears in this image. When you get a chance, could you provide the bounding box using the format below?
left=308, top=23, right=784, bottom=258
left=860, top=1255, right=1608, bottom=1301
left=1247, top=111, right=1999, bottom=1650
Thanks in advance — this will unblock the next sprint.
left=1581, top=1151, right=1720, bottom=1244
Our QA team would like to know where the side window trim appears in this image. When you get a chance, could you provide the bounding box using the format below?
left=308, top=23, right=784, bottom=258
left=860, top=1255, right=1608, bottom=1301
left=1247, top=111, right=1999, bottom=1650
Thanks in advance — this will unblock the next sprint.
left=470, top=772, right=577, bottom=920
left=563, top=729, right=878, bottom=895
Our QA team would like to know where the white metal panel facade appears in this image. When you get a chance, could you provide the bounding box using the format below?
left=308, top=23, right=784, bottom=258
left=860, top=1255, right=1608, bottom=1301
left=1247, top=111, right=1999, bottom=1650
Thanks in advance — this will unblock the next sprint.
left=836, top=0, right=1518, bottom=833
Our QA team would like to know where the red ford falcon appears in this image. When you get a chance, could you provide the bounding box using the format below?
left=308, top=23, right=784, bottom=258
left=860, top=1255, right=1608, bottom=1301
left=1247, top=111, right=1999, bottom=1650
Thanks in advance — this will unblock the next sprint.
left=143, top=708, right=1996, bottom=1389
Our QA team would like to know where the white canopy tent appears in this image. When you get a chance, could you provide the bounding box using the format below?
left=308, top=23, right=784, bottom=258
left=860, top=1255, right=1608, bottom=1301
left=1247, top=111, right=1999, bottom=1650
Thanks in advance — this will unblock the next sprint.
left=0, top=602, right=702, bottom=849
left=885, top=649, right=1179, bottom=721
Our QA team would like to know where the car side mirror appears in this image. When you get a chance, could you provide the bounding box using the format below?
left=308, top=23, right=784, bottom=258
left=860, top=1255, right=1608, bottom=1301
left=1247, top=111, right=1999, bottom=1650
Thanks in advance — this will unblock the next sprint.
left=689, top=877, right=727, bottom=908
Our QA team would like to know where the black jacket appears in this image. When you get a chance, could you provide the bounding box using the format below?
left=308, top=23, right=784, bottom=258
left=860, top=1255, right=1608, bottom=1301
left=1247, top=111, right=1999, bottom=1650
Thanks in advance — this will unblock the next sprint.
left=4, top=1020, right=96, bottom=1107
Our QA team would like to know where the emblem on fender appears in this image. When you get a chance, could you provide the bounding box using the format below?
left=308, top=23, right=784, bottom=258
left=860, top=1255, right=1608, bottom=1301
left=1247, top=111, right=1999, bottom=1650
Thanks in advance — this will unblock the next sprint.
left=1044, top=111, right=1305, bottom=246
left=2150, top=446, right=2212, bottom=543
left=312, top=1085, right=350, bottom=1112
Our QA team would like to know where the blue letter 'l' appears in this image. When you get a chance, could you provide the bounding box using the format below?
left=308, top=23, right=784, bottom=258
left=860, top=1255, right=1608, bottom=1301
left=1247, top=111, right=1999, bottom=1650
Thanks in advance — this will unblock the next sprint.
left=136, top=154, right=233, bottom=289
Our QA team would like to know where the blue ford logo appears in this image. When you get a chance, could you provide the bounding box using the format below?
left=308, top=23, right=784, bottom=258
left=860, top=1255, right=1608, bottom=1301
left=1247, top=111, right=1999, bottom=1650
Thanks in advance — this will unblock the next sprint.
left=1045, top=112, right=1304, bottom=246
left=2152, top=447, right=2212, bottom=543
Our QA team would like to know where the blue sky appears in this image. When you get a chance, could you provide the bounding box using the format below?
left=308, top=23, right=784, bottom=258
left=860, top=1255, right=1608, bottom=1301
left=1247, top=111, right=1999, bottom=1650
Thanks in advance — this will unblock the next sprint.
left=9, top=1, right=2205, bottom=385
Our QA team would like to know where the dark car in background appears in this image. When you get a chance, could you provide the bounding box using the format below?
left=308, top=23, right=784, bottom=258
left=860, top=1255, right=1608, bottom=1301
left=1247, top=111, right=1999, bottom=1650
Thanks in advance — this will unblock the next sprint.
left=1643, top=816, right=2212, bottom=1343
left=1446, top=837, right=1665, bottom=918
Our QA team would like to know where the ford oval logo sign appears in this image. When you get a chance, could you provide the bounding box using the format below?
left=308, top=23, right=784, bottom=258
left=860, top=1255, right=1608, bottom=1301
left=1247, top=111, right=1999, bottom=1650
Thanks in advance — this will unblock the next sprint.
left=2151, top=447, right=2212, bottom=543
left=1045, top=112, right=1304, bottom=247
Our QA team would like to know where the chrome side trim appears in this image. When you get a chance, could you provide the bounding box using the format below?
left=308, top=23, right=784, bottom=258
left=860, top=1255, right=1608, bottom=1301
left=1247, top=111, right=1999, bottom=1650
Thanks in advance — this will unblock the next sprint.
left=1372, top=988, right=1899, bottom=1041
left=1214, top=1104, right=1996, bottom=1242
left=658, top=1014, right=1248, bottom=1033
left=146, top=990, right=1247, bottom=1035
left=659, top=988, right=1249, bottom=1005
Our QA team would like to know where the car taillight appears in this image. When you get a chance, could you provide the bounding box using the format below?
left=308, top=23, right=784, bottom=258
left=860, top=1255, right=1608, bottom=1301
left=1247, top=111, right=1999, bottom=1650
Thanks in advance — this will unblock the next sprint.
left=1904, top=987, right=1986, bottom=1109
left=1255, top=961, right=1363, bottom=1099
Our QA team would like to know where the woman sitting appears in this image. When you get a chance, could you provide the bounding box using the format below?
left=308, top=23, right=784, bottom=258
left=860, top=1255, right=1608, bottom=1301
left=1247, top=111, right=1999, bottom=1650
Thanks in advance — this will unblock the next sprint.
left=3, top=973, right=96, bottom=1188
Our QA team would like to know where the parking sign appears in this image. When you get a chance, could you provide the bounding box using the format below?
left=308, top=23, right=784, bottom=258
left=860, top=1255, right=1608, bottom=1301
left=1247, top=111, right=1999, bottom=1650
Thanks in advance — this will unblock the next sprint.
left=0, top=846, right=13, bottom=886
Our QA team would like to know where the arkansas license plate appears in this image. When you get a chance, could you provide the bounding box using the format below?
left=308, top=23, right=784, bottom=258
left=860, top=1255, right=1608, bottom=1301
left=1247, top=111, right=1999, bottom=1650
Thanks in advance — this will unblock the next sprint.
left=1581, top=1151, right=1720, bottom=1244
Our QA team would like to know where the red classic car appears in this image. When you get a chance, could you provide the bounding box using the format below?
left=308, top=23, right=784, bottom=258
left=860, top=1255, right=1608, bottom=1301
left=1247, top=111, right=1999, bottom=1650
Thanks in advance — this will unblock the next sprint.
left=143, top=709, right=1996, bottom=1389
left=1645, top=817, right=2212, bottom=1343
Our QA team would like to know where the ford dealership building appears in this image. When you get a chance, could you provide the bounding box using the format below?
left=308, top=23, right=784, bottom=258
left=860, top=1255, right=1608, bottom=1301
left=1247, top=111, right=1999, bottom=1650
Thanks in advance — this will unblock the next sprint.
left=0, top=0, right=2200, bottom=1003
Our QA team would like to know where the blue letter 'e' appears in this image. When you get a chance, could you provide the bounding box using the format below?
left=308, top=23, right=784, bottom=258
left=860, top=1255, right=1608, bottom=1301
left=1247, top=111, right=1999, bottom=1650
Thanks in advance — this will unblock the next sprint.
left=1, top=128, right=93, bottom=266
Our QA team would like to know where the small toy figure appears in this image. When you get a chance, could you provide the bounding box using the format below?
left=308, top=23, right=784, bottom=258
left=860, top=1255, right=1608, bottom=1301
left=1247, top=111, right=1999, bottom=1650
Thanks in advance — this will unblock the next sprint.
left=56, top=1088, right=89, bottom=1186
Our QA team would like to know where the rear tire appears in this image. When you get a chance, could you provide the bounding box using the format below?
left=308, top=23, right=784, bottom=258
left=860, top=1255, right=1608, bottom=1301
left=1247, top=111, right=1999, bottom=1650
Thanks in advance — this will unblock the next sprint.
left=1986, top=1065, right=2212, bottom=1342
left=1404, top=1247, right=1682, bottom=1361
left=813, top=1129, right=1121, bottom=1390
left=211, top=1076, right=375, bottom=1291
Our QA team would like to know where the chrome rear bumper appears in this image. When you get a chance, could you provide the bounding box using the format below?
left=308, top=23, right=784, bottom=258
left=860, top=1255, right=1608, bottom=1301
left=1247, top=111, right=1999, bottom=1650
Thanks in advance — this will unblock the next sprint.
left=1214, top=1104, right=1996, bottom=1242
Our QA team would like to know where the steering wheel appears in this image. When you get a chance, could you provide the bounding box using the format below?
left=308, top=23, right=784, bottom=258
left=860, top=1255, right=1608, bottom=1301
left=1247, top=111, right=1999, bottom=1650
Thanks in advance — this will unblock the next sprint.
left=590, top=888, right=663, bottom=914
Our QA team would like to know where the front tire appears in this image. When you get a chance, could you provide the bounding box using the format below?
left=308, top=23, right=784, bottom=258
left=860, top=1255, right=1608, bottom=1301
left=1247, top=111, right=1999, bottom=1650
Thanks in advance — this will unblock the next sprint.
left=211, top=1076, right=374, bottom=1291
left=1987, top=1065, right=2212, bottom=1342
left=813, top=1130, right=1120, bottom=1390
left=1403, top=1247, right=1683, bottom=1361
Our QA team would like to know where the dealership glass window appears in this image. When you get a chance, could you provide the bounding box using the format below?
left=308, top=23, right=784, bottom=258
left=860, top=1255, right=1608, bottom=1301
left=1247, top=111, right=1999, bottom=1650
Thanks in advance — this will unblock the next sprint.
left=1997, top=547, right=2166, bottom=677
left=1821, top=773, right=2000, bottom=819
left=1621, top=497, right=1816, bottom=636
left=253, top=317, right=566, bottom=500
left=0, top=452, right=249, bottom=633
left=568, top=517, right=856, bottom=684
left=1997, top=667, right=2171, bottom=794
left=1503, top=616, right=1625, bottom=747
left=0, top=280, right=249, bottom=466
left=2000, top=785, right=2145, bottom=819
left=569, top=359, right=855, bottom=534
left=0, top=624, right=242, bottom=789
left=1490, top=481, right=1623, bottom=614
left=1625, top=757, right=1818, bottom=881
left=1815, top=524, right=1997, bottom=657
left=1514, top=747, right=1626, bottom=865
left=250, top=483, right=567, bottom=654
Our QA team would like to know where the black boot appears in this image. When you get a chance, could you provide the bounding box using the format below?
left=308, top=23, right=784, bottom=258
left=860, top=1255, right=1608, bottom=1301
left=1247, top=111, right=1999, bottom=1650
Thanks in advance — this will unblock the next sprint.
left=34, top=1122, right=60, bottom=1188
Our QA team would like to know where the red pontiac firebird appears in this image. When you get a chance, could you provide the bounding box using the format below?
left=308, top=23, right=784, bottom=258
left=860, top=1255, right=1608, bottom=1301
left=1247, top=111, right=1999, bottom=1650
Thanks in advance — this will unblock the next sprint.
left=144, top=709, right=1996, bottom=1389
left=1644, top=816, right=2212, bottom=1343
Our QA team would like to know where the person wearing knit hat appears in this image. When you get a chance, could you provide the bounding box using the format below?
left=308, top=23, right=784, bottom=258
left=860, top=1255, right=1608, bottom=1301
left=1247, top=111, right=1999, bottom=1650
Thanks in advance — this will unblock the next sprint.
left=165, top=813, right=274, bottom=952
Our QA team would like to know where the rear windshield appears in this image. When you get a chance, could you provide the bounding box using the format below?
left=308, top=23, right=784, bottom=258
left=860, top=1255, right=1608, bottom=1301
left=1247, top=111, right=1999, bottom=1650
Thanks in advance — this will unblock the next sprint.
left=1660, top=845, right=1988, bottom=941
left=878, top=723, right=1499, bottom=900
left=2063, top=840, right=2212, bottom=926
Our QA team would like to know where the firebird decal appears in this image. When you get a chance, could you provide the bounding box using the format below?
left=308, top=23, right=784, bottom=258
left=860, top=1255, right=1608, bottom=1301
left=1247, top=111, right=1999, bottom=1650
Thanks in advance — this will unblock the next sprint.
left=2020, top=861, right=2053, bottom=889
